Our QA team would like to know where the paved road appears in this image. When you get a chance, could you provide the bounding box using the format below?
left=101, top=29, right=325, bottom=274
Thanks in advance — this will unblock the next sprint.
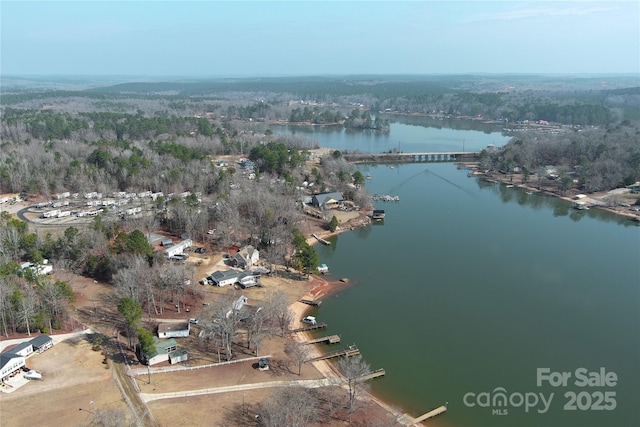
left=140, top=377, right=342, bottom=403
left=0, top=328, right=93, bottom=352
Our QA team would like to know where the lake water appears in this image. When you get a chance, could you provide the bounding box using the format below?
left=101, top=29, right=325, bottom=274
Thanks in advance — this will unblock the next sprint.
left=279, top=117, right=640, bottom=427
left=274, top=114, right=506, bottom=153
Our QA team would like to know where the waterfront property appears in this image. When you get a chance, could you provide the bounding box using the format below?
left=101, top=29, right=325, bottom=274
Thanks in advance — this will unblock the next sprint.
left=312, top=192, right=344, bottom=209
left=372, top=209, right=385, bottom=220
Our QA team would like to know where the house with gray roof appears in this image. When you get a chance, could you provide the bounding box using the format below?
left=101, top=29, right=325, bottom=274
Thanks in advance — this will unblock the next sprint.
left=233, top=245, right=259, bottom=269
left=29, top=335, right=53, bottom=353
left=1, top=352, right=25, bottom=381
left=209, top=269, right=241, bottom=287
left=311, top=192, right=344, bottom=209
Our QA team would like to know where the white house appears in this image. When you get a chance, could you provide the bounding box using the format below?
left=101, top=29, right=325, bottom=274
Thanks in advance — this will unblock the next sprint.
left=233, top=245, right=259, bottom=269
left=157, top=322, right=190, bottom=339
left=20, top=260, right=53, bottom=276
left=1, top=352, right=25, bottom=381
left=209, top=269, right=241, bottom=287
left=163, top=239, right=192, bottom=258
left=29, top=335, right=53, bottom=353
left=145, top=338, right=178, bottom=366
left=9, top=342, right=33, bottom=357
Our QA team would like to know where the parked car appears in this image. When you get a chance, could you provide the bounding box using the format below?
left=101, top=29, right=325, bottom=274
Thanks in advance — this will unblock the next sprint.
left=189, top=318, right=199, bottom=324
left=195, top=247, right=207, bottom=254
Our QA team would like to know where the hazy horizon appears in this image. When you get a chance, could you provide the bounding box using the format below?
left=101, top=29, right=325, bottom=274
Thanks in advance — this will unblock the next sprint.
left=2, top=1, right=638, bottom=77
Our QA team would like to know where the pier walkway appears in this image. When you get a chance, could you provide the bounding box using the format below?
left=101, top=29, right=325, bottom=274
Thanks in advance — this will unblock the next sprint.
left=309, top=345, right=360, bottom=361
left=397, top=404, right=448, bottom=426
left=290, top=323, right=327, bottom=333
left=311, top=233, right=331, bottom=245
left=356, top=368, right=386, bottom=382
left=304, top=335, right=341, bottom=345
left=299, top=298, right=322, bottom=307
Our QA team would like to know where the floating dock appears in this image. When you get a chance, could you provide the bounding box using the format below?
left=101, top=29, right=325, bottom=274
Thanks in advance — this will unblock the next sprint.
left=291, top=323, right=327, bottom=333
left=299, top=299, right=322, bottom=307
left=310, top=345, right=360, bottom=361
left=312, top=233, right=331, bottom=245
left=305, top=335, right=341, bottom=345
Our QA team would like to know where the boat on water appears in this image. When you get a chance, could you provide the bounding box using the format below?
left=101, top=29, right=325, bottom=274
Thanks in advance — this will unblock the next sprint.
left=317, top=263, right=329, bottom=274
left=366, top=173, right=372, bottom=180
left=372, top=209, right=385, bottom=220
left=506, top=184, right=515, bottom=188
left=572, top=201, right=589, bottom=210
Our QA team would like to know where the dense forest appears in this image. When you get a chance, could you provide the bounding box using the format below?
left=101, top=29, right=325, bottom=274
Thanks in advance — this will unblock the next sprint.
left=1, top=74, right=639, bottom=336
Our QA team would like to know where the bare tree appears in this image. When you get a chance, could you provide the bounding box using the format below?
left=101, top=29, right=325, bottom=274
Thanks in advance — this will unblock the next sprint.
left=266, top=289, right=294, bottom=337
left=83, top=408, right=135, bottom=427
left=15, top=284, right=38, bottom=336
left=203, top=295, right=243, bottom=361
left=246, top=307, right=270, bottom=355
left=338, top=354, right=371, bottom=421
left=260, top=386, right=319, bottom=427
left=285, top=339, right=312, bottom=375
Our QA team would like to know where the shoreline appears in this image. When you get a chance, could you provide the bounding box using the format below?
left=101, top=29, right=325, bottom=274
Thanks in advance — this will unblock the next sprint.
left=463, top=163, right=640, bottom=223
left=288, top=162, right=638, bottom=424
left=287, top=274, right=410, bottom=424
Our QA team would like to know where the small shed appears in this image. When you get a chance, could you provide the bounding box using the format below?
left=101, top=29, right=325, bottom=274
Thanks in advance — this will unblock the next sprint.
left=169, top=349, right=189, bottom=364
left=158, top=322, right=190, bottom=339
left=29, top=335, right=53, bottom=353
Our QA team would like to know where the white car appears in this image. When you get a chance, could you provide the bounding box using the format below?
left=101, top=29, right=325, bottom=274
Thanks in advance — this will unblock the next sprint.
left=189, top=318, right=199, bottom=324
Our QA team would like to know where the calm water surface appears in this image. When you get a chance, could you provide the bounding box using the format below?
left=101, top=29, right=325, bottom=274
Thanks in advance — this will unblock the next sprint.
left=282, top=120, right=639, bottom=427
left=313, top=164, right=639, bottom=427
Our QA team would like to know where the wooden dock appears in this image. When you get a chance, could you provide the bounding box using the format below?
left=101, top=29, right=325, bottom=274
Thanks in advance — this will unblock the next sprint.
left=356, top=368, right=385, bottom=382
left=305, top=335, right=341, bottom=345
left=310, top=345, right=360, bottom=361
left=312, top=233, right=331, bottom=245
left=299, top=299, right=322, bottom=307
left=290, top=323, right=327, bottom=333
left=397, top=405, right=447, bottom=425
left=413, top=405, right=447, bottom=423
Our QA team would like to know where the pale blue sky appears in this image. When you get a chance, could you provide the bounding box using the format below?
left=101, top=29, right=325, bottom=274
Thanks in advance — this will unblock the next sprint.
left=1, top=1, right=638, bottom=76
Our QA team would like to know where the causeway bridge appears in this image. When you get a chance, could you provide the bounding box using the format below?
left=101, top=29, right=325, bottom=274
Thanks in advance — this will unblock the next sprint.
left=343, top=151, right=480, bottom=164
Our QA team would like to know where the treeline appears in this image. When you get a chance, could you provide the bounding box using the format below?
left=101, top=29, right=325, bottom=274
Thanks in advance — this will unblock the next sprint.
left=5, top=75, right=638, bottom=128
left=483, top=122, right=640, bottom=192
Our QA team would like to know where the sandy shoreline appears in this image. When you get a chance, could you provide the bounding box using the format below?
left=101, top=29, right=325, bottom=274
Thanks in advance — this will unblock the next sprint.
left=285, top=246, right=411, bottom=424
